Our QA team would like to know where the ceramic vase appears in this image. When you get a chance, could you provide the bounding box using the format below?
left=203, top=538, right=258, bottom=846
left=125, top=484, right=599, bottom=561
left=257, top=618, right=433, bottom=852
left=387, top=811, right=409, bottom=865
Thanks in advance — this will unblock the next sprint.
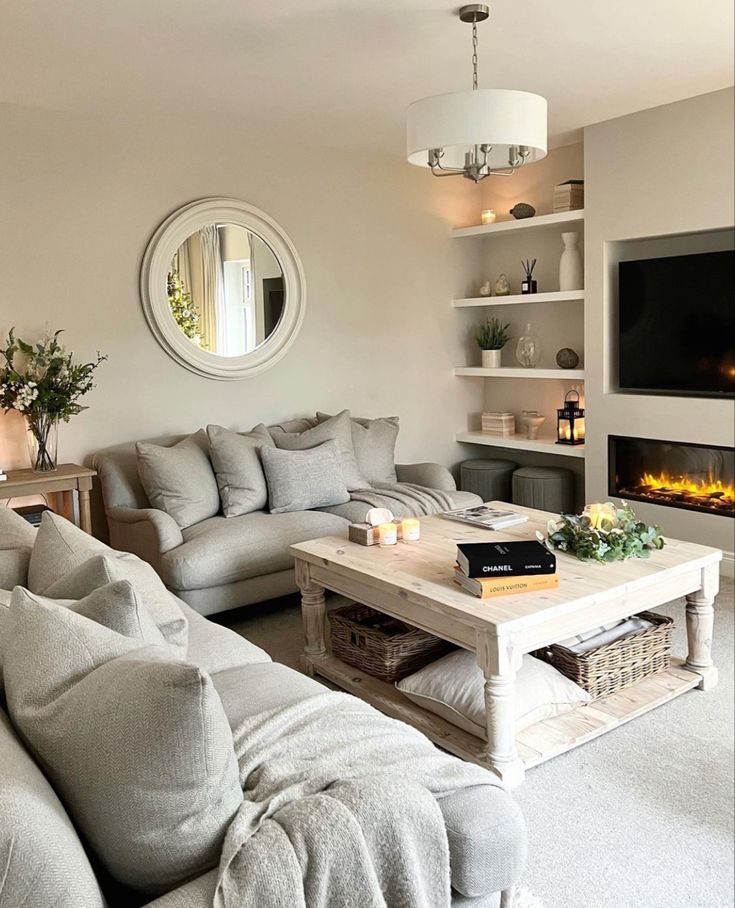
left=559, top=232, right=583, bottom=291
left=482, top=349, right=502, bottom=369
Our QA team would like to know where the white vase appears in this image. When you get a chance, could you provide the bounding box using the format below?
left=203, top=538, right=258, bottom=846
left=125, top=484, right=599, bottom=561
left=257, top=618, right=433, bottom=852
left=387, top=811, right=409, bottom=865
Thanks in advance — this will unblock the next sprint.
left=559, top=231, right=583, bottom=291
left=481, top=348, right=502, bottom=369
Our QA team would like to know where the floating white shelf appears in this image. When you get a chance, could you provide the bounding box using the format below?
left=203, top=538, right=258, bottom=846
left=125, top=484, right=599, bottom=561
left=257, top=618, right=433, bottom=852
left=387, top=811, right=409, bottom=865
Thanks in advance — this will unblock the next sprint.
left=453, top=289, right=584, bottom=309
left=456, top=431, right=586, bottom=459
left=451, top=209, right=585, bottom=239
left=454, top=366, right=585, bottom=380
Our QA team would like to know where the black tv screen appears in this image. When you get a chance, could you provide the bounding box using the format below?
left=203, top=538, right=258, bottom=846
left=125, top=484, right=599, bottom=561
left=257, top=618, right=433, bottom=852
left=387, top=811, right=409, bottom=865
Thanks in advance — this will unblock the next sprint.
left=618, top=250, right=735, bottom=398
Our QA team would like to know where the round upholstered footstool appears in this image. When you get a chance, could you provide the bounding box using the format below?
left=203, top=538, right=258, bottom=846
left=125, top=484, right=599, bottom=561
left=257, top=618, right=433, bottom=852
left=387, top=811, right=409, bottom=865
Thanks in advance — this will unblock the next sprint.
left=459, top=459, right=517, bottom=503
left=512, top=466, right=574, bottom=514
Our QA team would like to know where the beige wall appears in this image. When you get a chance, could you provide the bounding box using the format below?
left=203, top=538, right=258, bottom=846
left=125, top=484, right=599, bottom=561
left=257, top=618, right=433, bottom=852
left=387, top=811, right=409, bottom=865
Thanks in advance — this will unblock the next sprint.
left=0, top=104, right=484, bottom=483
left=584, top=88, right=735, bottom=560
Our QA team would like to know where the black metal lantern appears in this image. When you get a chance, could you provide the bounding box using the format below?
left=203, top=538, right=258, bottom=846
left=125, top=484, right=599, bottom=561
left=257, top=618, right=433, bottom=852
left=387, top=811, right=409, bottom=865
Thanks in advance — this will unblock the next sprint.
left=556, top=390, right=585, bottom=445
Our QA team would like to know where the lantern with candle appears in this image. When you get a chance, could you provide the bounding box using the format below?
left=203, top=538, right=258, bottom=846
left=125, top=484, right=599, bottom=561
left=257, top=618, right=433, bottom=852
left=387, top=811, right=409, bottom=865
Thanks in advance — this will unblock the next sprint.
left=556, top=389, right=585, bottom=445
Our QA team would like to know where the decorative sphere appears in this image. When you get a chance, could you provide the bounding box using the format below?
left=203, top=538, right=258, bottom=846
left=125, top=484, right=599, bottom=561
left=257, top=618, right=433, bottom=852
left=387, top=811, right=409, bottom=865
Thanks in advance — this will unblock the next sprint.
left=556, top=347, right=580, bottom=369
left=509, top=203, right=536, bottom=219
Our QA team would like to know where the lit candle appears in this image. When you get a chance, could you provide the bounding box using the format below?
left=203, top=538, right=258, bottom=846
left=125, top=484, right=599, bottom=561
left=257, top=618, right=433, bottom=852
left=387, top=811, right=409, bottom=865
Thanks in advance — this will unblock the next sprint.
left=481, top=209, right=496, bottom=225
left=401, top=518, right=421, bottom=543
left=378, top=522, right=398, bottom=546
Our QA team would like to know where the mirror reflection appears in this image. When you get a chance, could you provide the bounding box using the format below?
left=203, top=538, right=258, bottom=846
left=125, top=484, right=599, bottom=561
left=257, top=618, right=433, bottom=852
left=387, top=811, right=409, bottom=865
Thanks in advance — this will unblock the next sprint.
left=168, top=224, right=285, bottom=356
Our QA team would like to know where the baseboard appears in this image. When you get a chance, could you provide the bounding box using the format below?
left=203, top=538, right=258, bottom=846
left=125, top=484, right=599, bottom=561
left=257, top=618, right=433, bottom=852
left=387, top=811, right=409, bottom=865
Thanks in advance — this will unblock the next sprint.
left=720, top=550, right=734, bottom=580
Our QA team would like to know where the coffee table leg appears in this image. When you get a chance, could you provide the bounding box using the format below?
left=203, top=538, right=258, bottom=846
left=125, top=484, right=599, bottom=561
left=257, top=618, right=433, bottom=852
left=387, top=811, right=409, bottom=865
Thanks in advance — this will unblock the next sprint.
left=684, top=563, right=719, bottom=690
left=296, top=559, right=327, bottom=677
left=477, top=631, right=525, bottom=788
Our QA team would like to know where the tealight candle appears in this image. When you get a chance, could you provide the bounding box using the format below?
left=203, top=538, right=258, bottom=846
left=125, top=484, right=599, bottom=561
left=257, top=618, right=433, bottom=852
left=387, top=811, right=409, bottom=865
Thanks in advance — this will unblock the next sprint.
left=401, top=518, right=420, bottom=542
left=378, top=522, right=398, bottom=546
left=481, top=209, right=496, bottom=225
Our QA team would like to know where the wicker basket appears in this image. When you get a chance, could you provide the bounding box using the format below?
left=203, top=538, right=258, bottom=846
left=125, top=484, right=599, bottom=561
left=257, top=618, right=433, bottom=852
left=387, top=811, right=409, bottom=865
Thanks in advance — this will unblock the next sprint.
left=329, top=603, right=454, bottom=682
left=532, top=611, right=674, bottom=700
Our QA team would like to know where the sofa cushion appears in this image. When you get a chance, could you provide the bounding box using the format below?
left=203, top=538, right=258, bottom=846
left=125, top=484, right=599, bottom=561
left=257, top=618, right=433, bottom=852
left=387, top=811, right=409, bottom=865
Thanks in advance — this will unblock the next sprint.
left=269, top=409, right=369, bottom=491
left=322, top=488, right=484, bottom=523
left=0, top=506, right=36, bottom=589
left=0, top=707, right=107, bottom=908
left=176, top=596, right=272, bottom=674
left=27, top=509, right=109, bottom=592
left=317, top=412, right=399, bottom=484
left=43, top=550, right=188, bottom=652
left=397, top=649, right=591, bottom=738
left=161, top=509, right=349, bottom=591
left=207, top=423, right=275, bottom=517
left=3, top=589, right=242, bottom=896
left=261, top=441, right=350, bottom=514
left=136, top=430, right=220, bottom=529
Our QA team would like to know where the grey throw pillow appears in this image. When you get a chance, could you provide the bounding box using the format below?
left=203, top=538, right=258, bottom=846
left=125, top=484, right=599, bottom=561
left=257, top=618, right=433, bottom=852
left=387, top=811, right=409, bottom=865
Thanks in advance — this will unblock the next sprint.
left=0, top=506, right=37, bottom=589
left=269, top=409, right=370, bottom=490
left=3, top=589, right=243, bottom=895
left=136, top=430, right=220, bottom=529
left=43, top=552, right=188, bottom=653
left=317, top=412, right=399, bottom=484
left=260, top=440, right=350, bottom=513
left=207, top=423, right=274, bottom=517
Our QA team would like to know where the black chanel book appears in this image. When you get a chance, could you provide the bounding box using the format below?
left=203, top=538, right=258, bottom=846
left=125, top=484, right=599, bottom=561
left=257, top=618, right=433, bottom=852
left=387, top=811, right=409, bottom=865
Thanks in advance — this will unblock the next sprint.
left=456, top=540, right=556, bottom=579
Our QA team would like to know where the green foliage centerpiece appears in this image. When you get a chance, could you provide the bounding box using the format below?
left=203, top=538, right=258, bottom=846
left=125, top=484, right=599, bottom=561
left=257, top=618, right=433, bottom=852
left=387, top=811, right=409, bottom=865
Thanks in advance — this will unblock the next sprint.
left=539, top=501, right=665, bottom=563
left=0, top=329, right=106, bottom=472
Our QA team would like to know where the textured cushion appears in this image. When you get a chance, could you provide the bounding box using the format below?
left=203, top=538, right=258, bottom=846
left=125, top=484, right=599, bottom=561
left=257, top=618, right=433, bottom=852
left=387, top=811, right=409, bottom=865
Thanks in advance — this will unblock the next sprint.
left=3, top=589, right=242, bottom=895
left=137, top=430, right=220, bottom=528
left=43, top=551, right=188, bottom=652
left=160, top=508, right=349, bottom=591
left=0, top=707, right=107, bottom=907
left=0, top=505, right=37, bottom=589
left=270, top=409, right=369, bottom=491
left=317, top=412, right=399, bottom=483
left=397, top=649, right=591, bottom=738
left=207, top=423, right=275, bottom=517
left=27, top=509, right=109, bottom=593
left=261, top=441, right=351, bottom=514
left=177, top=597, right=272, bottom=675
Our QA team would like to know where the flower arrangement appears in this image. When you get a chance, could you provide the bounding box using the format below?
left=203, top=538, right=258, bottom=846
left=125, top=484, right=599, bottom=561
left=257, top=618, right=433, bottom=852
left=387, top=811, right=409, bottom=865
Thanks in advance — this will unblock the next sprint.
left=0, top=329, right=106, bottom=472
left=539, top=501, right=665, bottom=563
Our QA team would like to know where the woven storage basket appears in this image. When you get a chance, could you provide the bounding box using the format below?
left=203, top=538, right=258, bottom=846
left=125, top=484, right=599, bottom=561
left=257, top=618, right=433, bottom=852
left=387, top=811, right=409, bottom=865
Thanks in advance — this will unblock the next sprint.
left=532, top=611, right=674, bottom=700
left=329, top=603, right=454, bottom=683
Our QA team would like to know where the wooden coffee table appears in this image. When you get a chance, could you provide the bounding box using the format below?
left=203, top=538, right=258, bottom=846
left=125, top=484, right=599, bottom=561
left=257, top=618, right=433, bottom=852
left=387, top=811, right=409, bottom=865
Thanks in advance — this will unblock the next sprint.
left=290, top=504, right=721, bottom=787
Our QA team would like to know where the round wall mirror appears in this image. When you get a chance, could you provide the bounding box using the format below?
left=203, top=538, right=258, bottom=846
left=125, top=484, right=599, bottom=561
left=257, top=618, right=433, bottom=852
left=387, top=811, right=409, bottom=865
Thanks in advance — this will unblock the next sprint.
left=141, top=198, right=306, bottom=379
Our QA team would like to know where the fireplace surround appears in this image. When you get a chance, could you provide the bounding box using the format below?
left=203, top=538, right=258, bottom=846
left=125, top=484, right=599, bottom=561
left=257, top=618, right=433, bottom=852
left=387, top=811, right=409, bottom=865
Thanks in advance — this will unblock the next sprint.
left=609, top=435, right=735, bottom=518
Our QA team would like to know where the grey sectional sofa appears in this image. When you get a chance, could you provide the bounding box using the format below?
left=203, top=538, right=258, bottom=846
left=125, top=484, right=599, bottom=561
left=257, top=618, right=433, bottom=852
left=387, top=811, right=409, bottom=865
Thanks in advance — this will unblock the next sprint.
left=0, top=513, right=527, bottom=907
left=94, top=417, right=482, bottom=615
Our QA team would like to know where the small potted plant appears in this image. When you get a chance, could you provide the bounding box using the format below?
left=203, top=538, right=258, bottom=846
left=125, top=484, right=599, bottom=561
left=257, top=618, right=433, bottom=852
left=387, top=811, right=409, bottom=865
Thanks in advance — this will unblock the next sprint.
left=475, top=317, right=511, bottom=369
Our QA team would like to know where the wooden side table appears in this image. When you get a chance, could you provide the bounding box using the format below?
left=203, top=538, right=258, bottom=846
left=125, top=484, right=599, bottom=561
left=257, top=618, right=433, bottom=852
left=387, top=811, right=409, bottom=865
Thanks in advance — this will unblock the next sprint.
left=0, top=464, right=97, bottom=534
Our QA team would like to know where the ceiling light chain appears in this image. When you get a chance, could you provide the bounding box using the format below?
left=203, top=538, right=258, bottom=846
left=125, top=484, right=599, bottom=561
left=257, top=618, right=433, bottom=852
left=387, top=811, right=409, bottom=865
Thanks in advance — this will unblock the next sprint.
left=471, top=19, right=479, bottom=91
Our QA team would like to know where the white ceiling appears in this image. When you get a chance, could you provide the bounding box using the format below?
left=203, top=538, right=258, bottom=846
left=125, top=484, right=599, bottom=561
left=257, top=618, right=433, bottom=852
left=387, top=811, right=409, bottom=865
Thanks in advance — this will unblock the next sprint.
left=2, top=0, right=733, bottom=154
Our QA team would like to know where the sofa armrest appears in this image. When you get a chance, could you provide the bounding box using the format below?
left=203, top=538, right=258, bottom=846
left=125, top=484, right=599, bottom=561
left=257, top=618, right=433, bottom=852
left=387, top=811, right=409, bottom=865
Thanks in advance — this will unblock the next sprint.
left=106, top=506, right=184, bottom=571
left=395, top=463, right=457, bottom=492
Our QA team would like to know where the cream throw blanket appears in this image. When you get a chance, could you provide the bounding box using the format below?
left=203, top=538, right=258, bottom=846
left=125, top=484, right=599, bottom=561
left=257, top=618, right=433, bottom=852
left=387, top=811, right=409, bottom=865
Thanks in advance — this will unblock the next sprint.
left=349, top=482, right=456, bottom=518
left=214, top=692, right=501, bottom=908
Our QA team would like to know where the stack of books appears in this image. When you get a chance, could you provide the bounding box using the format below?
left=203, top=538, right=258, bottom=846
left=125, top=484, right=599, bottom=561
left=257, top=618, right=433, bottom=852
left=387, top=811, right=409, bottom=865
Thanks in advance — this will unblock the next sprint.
left=481, top=411, right=515, bottom=437
left=553, top=180, right=584, bottom=212
left=454, top=540, right=559, bottom=598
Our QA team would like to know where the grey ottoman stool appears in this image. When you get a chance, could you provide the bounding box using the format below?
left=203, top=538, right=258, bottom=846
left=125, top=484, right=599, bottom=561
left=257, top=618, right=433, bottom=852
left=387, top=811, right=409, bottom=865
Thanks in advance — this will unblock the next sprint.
left=460, top=459, right=517, bottom=503
left=512, top=466, right=574, bottom=514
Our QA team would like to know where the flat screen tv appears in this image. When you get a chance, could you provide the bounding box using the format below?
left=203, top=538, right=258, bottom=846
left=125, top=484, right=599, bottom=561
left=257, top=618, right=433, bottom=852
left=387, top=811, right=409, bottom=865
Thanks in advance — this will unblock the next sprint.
left=618, top=250, right=735, bottom=398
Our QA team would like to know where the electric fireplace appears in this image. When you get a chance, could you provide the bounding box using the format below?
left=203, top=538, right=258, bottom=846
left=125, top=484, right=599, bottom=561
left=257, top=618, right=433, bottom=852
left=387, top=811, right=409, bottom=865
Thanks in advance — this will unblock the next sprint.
left=609, top=436, right=735, bottom=518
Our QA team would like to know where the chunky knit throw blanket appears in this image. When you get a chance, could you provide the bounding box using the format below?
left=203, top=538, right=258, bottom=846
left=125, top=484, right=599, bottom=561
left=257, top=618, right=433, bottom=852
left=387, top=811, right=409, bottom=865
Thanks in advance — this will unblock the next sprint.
left=214, top=692, right=501, bottom=908
left=348, top=482, right=455, bottom=518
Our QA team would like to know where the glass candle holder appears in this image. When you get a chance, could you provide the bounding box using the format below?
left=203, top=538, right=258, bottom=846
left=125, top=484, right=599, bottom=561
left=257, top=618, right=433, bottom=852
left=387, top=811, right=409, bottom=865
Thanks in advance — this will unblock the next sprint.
left=481, top=209, right=496, bottom=225
left=401, top=518, right=421, bottom=542
left=378, top=522, right=398, bottom=546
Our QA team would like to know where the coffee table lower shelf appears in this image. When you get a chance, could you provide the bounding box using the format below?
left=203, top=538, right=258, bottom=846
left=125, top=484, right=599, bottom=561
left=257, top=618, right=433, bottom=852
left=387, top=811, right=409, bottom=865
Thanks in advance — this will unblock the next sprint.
left=305, top=654, right=701, bottom=771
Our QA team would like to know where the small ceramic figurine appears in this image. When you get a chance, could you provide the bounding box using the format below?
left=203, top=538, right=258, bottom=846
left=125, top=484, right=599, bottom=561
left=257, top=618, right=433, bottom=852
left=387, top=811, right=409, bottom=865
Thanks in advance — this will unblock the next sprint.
left=493, top=273, right=511, bottom=296
left=478, top=281, right=492, bottom=297
left=509, top=203, right=536, bottom=219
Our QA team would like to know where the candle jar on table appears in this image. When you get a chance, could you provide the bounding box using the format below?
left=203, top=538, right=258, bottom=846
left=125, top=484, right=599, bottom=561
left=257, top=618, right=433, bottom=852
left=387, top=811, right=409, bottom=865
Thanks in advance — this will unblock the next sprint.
left=378, top=522, right=398, bottom=546
left=401, top=518, right=421, bottom=543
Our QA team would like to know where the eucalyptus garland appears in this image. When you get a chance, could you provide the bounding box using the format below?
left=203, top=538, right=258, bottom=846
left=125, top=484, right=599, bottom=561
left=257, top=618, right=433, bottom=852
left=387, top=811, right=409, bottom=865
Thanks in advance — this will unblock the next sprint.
left=538, top=502, right=665, bottom=564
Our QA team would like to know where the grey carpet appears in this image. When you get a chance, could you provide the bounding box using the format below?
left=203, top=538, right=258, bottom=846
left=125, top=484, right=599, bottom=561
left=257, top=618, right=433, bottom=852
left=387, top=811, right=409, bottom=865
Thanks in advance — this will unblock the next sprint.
left=227, top=577, right=734, bottom=908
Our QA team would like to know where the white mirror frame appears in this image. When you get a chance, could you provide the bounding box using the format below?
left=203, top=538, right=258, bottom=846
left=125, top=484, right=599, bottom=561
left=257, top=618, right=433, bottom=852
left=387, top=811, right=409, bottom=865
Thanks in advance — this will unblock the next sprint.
left=140, top=197, right=306, bottom=380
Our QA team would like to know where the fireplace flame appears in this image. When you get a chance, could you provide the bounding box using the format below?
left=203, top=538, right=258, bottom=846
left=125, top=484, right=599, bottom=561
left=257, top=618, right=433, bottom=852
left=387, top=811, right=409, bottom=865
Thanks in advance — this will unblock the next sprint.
left=640, top=471, right=734, bottom=506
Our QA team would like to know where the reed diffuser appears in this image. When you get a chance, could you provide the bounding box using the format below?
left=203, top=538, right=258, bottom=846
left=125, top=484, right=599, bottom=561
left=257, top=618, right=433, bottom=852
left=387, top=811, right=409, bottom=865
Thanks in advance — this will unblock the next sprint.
left=521, top=259, right=538, bottom=294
